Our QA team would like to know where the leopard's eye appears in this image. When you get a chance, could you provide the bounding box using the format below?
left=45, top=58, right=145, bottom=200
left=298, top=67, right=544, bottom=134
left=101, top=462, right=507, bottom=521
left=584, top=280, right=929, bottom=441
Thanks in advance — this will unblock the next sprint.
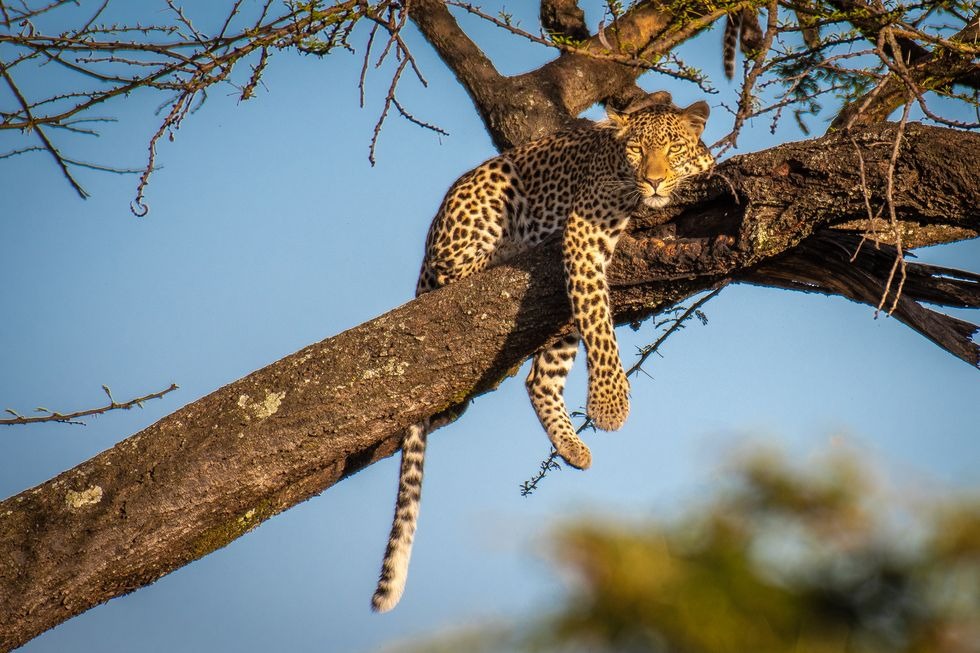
left=667, top=143, right=685, bottom=155
left=626, top=144, right=643, bottom=156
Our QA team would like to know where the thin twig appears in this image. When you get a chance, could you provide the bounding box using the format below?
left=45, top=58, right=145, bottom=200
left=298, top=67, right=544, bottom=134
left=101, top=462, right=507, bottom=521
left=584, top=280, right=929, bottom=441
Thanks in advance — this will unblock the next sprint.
left=627, top=285, right=726, bottom=376
left=875, top=96, right=912, bottom=316
left=2, top=383, right=179, bottom=426
left=713, top=0, right=779, bottom=154
left=847, top=135, right=886, bottom=261
left=0, top=63, right=89, bottom=198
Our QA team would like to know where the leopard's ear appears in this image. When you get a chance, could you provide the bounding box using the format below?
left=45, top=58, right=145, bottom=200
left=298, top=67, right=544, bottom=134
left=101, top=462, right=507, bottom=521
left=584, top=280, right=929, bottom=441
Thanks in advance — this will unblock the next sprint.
left=681, top=101, right=710, bottom=137
left=619, top=91, right=673, bottom=115
left=606, top=90, right=674, bottom=133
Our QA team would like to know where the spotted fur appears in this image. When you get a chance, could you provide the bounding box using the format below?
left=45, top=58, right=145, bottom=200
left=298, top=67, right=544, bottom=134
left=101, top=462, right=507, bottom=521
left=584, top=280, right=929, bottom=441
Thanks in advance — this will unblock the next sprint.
left=371, top=422, right=426, bottom=612
left=372, top=93, right=714, bottom=612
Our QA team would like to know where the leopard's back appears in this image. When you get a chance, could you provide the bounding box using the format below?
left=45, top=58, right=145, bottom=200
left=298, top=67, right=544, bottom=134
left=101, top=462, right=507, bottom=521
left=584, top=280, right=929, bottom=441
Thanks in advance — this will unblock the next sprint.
left=417, top=128, right=607, bottom=295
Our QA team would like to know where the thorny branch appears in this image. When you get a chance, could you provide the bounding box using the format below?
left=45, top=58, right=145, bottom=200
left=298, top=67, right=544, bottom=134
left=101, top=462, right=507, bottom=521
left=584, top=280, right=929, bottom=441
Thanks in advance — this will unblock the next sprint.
left=359, top=1, right=448, bottom=165
left=702, top=0, right=980, bottom=145
left=1, top=383, right=179, bottom=426
left=2, top=0, right=977, bottom=209
left=444, top=0, right=728, bottom=89
left=0, top=62, right=89, bottom=198
left=2, top=0, right=368, bottom=211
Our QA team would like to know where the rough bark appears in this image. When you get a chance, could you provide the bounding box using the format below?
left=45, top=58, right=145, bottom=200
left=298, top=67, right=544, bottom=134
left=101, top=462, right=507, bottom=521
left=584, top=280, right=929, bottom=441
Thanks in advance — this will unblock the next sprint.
left=1, top=121, right=978, bottom=651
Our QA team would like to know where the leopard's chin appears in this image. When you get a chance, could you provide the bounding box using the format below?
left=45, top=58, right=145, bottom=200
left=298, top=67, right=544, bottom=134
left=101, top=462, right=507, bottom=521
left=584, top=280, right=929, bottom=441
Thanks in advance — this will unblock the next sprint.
left=642, top=194, right=671, bottom=209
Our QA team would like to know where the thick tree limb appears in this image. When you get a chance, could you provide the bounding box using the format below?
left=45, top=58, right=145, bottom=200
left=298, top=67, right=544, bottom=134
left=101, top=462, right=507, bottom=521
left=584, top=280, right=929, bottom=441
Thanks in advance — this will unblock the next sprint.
left=1, top=121, right=977, bottom=650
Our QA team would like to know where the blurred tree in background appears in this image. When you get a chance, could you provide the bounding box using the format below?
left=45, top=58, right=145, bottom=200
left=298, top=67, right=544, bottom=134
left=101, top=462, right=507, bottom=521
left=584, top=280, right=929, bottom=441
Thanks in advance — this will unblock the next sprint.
left=393, top=447, right=979, bottom=653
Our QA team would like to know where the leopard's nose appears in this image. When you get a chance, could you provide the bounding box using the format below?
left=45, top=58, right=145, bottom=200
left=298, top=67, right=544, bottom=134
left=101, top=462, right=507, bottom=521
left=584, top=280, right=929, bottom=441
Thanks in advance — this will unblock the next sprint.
left=645, top=176, right=665, bottom=191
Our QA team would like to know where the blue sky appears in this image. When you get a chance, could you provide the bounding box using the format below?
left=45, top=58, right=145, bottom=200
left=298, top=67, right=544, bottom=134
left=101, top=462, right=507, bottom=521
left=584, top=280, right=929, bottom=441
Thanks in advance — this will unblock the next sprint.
left=1, top=2, right=977, bottom=652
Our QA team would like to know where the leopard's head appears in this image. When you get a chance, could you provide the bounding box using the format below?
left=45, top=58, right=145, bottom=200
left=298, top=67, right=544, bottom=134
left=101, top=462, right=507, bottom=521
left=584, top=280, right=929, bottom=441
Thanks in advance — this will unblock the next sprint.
left=607, top=93, right=714, bottom=208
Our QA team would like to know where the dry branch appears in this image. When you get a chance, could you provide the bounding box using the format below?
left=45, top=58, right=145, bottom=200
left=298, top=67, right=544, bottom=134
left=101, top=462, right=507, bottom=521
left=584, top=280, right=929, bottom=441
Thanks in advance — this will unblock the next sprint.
left=1, top=121, right=978, bottom=651
left=5, top=0, right=977, bottom=204
left=1, top=384, right=179, bottom=426
left=831, top=6, right=980, bottom=130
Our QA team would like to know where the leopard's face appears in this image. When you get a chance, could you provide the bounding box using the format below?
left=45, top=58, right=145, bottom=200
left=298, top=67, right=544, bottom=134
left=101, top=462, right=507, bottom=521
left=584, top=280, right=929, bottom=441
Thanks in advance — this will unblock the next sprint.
left=617, top=102, right=714, bottom=208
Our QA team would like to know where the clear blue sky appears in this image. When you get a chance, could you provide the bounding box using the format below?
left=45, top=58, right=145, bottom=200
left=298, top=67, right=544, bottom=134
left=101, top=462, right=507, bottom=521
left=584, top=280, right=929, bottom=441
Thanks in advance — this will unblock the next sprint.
left=1, top=2, right=977, bottom=652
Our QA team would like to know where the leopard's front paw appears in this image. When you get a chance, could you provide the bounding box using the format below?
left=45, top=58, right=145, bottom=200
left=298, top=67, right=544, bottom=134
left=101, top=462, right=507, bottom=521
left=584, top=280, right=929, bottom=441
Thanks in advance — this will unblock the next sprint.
left=587, top=367, right=630, bottom=431
left=554, top=436, right=592, bottom=470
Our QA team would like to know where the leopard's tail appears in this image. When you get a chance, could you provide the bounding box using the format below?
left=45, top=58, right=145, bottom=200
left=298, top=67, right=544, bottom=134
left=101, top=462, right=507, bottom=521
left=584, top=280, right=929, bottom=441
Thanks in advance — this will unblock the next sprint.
left=723, top=11, right=740, bottom=79
left=372, top=421, right=428, bottom=612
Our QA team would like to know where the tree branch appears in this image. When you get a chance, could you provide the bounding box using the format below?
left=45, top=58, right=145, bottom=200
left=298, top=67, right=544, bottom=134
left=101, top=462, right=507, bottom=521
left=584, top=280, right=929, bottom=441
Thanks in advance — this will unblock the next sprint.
left=540, top=0, right=589, bottom=42
left=407, top=0, right=508, bottom=145
left=746, top=231, right=980, bottom=366
left=1, top=121, right=977, bottom=650
left=410, top=0, right=723, bottom=149
left=0, top=63, right=89, bottom=198
left=1, top=384, right=179, bottom=426
left=831, top=10, right=980, bottom=130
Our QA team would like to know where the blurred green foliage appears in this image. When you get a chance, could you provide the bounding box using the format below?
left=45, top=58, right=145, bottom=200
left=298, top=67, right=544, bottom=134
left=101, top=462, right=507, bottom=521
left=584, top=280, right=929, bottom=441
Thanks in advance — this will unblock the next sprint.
left=389, top=447, right=979, bottom=653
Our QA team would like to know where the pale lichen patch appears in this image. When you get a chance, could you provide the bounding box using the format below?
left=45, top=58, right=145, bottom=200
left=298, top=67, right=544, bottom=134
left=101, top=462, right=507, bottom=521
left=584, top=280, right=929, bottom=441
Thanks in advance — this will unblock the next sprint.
left=66, top=485, right=103, bottom=509
left=237, top=390, right=287, bottom=420
left=361, top=358, right=409, bottom=381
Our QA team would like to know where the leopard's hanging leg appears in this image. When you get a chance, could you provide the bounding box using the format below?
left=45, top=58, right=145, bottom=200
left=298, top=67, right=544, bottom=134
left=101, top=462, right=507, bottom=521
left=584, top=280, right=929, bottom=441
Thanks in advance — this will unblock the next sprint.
left=526, top=333, right=592, bottom=469
left=562, top=211, right=630, bottom=432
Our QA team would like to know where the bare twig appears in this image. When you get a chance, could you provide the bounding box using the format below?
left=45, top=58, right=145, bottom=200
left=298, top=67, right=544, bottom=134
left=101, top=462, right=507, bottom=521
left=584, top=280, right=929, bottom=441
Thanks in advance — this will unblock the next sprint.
left=362, top=2, right=445, bottom=165
left=2, top=383, right=179, bottom=426
left=0, top=63, right=89, bottom=198
left=847, top=135, right=886, bottom=261
left=713, top=0, right=779, bottom=154
left=627, top=285, right=726, bottom=375
left=875, top=97, right=913, bottom=316
left=2, top=0, right=363, bottom=205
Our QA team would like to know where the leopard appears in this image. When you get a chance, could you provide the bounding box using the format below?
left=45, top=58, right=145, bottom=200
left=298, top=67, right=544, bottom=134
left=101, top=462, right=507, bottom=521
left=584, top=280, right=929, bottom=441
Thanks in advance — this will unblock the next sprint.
left=372, top=91, right=714, bottom=612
